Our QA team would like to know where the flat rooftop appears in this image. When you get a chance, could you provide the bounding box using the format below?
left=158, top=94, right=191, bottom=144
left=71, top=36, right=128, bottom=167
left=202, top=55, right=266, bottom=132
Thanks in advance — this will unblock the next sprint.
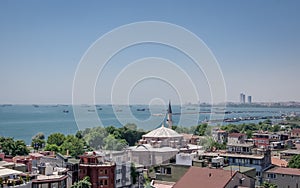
left=199, top=152, right=265, bottom=159
left=280, top=149, right=300, bottom=155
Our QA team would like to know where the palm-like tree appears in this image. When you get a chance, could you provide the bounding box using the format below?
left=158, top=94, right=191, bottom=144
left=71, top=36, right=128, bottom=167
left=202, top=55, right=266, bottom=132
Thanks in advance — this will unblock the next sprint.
left=71, top=176, right=91, bottom=188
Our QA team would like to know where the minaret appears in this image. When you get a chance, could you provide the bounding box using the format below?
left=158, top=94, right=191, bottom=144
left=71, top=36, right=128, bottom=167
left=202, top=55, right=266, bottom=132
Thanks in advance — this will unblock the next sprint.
left=167, top=100, right=173, bottom=128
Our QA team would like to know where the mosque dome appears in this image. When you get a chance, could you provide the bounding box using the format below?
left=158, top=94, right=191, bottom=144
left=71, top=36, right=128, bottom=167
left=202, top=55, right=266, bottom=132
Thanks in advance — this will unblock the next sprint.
left=143, top=125, right=183, bottom=138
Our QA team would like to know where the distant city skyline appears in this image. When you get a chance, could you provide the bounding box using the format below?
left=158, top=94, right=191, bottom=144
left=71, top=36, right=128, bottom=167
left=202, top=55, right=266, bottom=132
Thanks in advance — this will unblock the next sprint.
left=0, top=1, right=300, bottom=104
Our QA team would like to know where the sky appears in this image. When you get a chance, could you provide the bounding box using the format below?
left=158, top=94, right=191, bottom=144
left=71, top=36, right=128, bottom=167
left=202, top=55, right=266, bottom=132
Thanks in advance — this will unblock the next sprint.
left=0, top=0, right=299, bottom=105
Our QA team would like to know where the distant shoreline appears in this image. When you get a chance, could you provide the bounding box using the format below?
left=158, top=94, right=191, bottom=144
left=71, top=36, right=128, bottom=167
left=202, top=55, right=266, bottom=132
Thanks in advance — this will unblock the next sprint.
left=1, top=102, right=300, bottom=108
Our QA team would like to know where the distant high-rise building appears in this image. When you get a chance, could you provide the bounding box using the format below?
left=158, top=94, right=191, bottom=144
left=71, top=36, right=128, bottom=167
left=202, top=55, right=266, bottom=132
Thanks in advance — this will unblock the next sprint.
left=240, top=93, right=246, bottom=104
left=248, top=96, right=252, bottom=103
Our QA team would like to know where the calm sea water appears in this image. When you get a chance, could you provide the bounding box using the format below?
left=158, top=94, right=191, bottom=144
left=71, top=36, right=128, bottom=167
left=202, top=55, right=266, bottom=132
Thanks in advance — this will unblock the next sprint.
left=0, top=104, right=299, bottom=144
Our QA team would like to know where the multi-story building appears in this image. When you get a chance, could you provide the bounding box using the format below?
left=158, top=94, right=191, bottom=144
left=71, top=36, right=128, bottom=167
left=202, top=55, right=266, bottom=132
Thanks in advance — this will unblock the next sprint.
left=240, top=93, right=246, bottom=104
left=181, top=133, right=200, bottom=145
left=228, top=133, right=246, bottom=144
left=212, top=128, right=228, bottom=144
left=199, top=148, right=272, bottom=184
left=103, top=150, right=132, bottom=188
left=79, top=151, right=116, bottom=188
left=248, top=96, right=252, bottom=103
left=252, top=132, right=270, bottom=148
left=279, top=149, right=300, bottom=161
left=263, top=167, right=300, bottom=188
left=32, top=165, right=69, bottom=188
left=291, top=128, right=300, bottom=138
left=226, top=143, right=254, bottom=154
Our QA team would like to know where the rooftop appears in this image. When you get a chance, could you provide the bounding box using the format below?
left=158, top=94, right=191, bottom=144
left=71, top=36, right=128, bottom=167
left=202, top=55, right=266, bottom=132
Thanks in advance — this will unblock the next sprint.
left=223, top=165, right=256, bottom=173
left=32, top=173, right=68, bottom=183
left=0, top=167, right=22, bottom=177
left=150, top=180, right=175, bottom=188
left=292, top=128, right=300, bottom=134
left=173, top=167, right=237, bottom=188
left=228, top=133, right=245, bottom=138
left=181, top=133, right=200, bottom=140
left=280, top=149, right=300, bottom=155
left=226, top=143, right=254, bottom=147
left=199, top=151, right=265, bottom=159
left=81, top=151, right=105, bottom=157
left=143, top=125, right=183, bottom=138
left=266, top=167, right=300, bottom=176
left=271, top=157, right=288, bottom=167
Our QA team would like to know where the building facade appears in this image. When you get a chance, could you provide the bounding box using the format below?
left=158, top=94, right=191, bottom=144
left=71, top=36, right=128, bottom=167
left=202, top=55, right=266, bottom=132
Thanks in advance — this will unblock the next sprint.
left=263, top=167, right=300, bottom=188
left=212, top=128, right=228, bottom=144
left=252, top=133, right=270, bottom=148
left=228, top=133, right=246, bottom=144
left=79, top=152, right=116, bottom=188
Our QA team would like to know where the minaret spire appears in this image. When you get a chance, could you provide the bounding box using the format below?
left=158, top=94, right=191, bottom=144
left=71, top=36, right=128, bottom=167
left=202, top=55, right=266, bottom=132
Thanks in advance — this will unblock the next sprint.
left=167, top=100, right=173, bottom=128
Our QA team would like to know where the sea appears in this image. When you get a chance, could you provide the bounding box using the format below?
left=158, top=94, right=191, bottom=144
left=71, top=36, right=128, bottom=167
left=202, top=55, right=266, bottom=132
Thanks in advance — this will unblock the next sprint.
left=0, top=104, right=300, bottom=144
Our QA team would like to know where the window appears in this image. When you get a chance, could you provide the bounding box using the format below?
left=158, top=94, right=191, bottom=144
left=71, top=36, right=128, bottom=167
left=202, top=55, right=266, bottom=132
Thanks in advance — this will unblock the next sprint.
left=267, top=173, right=276, bottom=179
left=256, top=171, right=261, bottom=177
left=166, top=168, right=171, bottom=174
left=105, top=169, right=108, bottom=174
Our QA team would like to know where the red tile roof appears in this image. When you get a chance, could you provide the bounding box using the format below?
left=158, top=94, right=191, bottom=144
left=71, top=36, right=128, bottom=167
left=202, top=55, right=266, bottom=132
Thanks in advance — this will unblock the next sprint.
left=173, top=167, right=237, bottom=188
left=228, top=133, right=245, bottom=138
left=292, top=128, right=300, bottom=134
left=271, top=157, right=288, bottom=167
left=266, top=167, right=300, bottom=176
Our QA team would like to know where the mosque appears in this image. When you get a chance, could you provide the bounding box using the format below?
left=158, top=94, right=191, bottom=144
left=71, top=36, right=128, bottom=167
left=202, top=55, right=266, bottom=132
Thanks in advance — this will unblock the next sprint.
left=127, top=101, right=191, bottom=167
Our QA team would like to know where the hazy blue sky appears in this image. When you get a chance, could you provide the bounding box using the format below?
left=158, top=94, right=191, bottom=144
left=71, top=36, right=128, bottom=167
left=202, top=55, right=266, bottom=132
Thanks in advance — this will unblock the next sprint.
left=0, top=0, right=299, bottom=104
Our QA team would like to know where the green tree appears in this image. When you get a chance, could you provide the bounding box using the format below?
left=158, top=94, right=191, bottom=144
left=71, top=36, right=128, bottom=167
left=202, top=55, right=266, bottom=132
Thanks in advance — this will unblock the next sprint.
left=47, top=133, right=65, bottom=146
left=84, top=130, right=108, bottom=149
left=32, top=132, right=45, bottom=140
left=104, top=135, right=127, bottom=151
left=288, top=154, right=300, bottom=168
left=60, top=135, right=85, bottom=157
left=71, top=176, right=91, bottom=188
left=246, top=130, right=253, bottom=138
left=194, top=123, right=208, bottom=136
left=83, top=125, right=146, bottom=148
left=44, top=144, right=60, bottom=152
left=0, top=137, right=29, bottom=156
left=105, top=126, right=117, bottom=135
left=31, top=132, right=46, bottom=150
left=262, top=181, right=277, bottom=188
left=75, top=131, right=83, bottom=139
left=270, top=124, right=280, bottom=132
left=14, top=140, right=29, bottom=156
left=124, top=123, right=137, bottom=131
